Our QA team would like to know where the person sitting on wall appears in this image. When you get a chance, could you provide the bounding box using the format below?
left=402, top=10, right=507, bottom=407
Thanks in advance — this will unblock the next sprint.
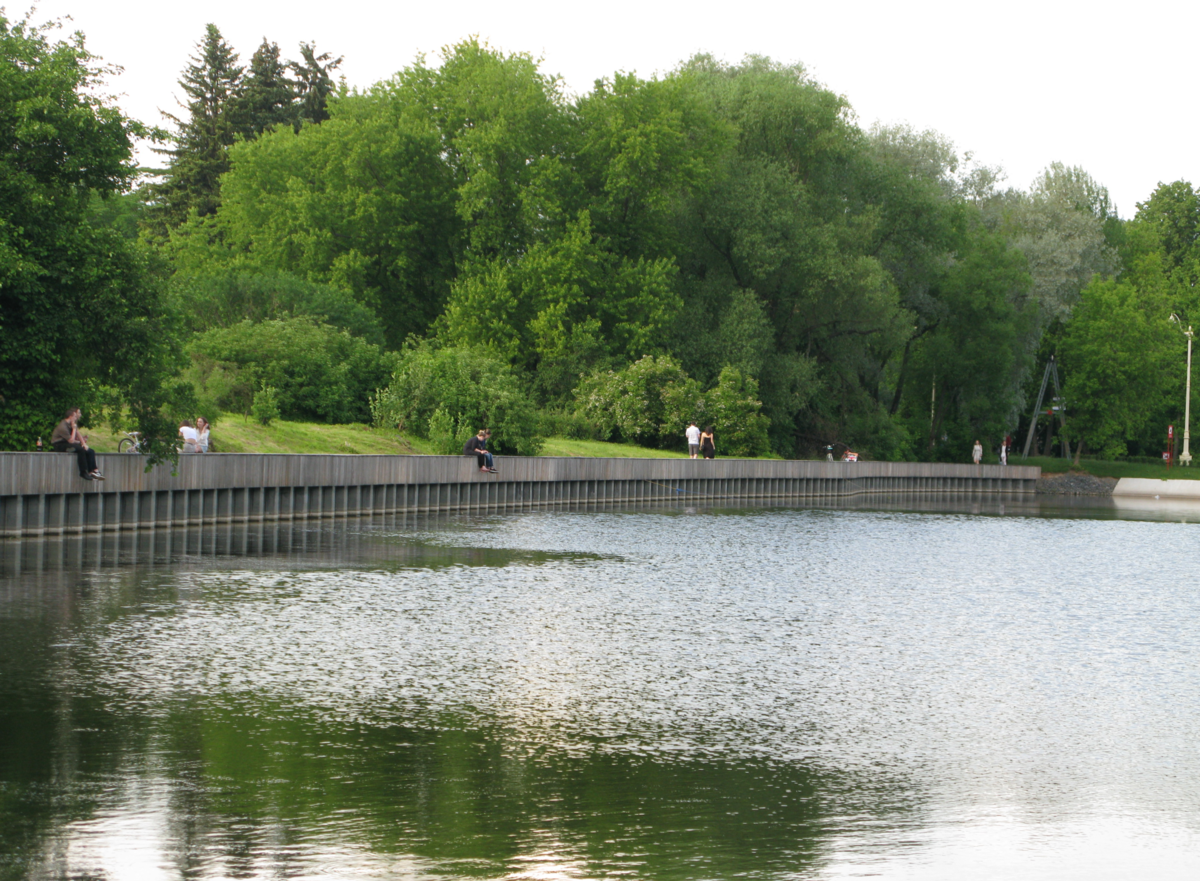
left=51, top=407, right=103, bottom=480
left=195, top=416, right=210, bottom=453
left=464, top=430, right=495, bottom=473
left=179, top=420, right=199, bottom=453
left=481, top=428, right=498, bottom=473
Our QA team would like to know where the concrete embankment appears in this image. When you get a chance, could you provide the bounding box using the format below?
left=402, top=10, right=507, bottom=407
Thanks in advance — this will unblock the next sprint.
left=0, top=452, right=1039, bottom=538
left=1112, top=477, right=1200, bottom=500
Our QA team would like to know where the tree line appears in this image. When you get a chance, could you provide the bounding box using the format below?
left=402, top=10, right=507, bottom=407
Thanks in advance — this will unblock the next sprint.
left=2, top=13, right=1194, bottom=461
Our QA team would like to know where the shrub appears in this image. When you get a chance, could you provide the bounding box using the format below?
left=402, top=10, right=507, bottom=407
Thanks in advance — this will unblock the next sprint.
left=186, top=317, right=397, bottom=423
left=576, top=357, right=772, bottom=455
left=704, top=367, right=771, bottom=457
left=372, top=344, right=543, bottom=455
left=251, top=384, right=280, bottom=426
left=575, top=355, right=702, bottom=449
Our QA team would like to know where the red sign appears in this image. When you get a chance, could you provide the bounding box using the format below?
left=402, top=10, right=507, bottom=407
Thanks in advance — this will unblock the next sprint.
left=1169, top=425, right=1175, bottom=438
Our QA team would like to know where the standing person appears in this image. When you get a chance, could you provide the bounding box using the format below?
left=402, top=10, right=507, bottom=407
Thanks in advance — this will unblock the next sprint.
left=999, top=439, right=1008, bottom=466
left=686, top=421, right=701, bottom=459
left=195, top=417, right=210, bottom=453
left=972, top=439, right=983, bottom=465
left=700, top=426, right=716, bottom=460
left=50, top=407, right=103, bottom=480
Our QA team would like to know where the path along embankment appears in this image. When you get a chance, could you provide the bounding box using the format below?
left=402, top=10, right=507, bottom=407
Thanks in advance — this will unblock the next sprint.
left=0, top=453, right=1039, bottom=538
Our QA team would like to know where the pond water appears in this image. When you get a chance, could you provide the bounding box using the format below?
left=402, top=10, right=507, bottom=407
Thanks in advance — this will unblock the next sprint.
left=2, top=495, right=1200, bottom=880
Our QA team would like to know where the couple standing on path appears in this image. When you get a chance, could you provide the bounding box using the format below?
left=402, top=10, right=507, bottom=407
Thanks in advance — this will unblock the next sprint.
left=686, top=422, right=715, bottom=460
left=972, top=436, right=1012, bottom=466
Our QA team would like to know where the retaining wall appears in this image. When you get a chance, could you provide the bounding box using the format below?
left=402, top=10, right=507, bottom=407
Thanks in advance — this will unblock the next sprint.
left=0, top=452, right=1039, bottom=538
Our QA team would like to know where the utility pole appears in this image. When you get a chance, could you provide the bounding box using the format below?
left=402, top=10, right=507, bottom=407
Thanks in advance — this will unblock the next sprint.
left=1170, top=315, right=1193, bottom=466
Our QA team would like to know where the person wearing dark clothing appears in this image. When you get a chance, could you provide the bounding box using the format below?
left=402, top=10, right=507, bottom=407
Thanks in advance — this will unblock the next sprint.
left=51, top=408, right=103, bottom=480
left=464, top=431, right=496, bottom=472
left=700, top=426, right=715, bottom=460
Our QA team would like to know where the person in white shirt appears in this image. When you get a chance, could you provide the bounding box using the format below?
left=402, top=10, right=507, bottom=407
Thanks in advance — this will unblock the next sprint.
left=972, top=440, right=983, bottom=465
left=195, top=416, right=210, bottom=453
left=685, top=422, right=701, bottom=458
left=179, top=420, right=199, bottom=453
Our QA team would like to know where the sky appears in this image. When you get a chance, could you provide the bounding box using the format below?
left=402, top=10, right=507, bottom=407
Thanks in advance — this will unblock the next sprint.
left=28, top=0, right=1198, bottom=216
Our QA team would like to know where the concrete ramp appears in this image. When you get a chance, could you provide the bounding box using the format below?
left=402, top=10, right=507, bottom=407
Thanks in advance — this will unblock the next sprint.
left=1112, top=478, right=1200, bottom=500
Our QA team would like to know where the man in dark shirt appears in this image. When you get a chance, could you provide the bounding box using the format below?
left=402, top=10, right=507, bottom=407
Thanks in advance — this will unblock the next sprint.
left=51, top=407, right=103, bottom=480
left=463, top=430, right=496, bottom=473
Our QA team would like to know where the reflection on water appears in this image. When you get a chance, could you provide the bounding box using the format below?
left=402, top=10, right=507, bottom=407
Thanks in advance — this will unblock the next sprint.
left=3, top=495, right=1200, bottom=880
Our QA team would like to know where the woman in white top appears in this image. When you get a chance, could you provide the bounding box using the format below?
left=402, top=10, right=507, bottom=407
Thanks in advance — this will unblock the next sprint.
left=972, top=440, right=983, bottom=465
left=195, top=417, right=210, bottom=453
left=179, top=420, right=199, bottom=453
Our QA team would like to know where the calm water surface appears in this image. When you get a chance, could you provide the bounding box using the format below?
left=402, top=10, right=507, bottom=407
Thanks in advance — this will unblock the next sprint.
left=2, top=496, right=1199, bottom=880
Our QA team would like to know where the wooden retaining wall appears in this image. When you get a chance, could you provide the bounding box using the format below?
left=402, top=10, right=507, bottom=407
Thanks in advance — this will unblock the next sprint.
left=0, top=452, right=1040, bottom=538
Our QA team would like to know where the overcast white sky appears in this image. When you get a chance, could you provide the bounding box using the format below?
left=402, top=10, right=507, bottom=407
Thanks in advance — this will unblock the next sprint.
left=28, top=0, right=1196, bottom=215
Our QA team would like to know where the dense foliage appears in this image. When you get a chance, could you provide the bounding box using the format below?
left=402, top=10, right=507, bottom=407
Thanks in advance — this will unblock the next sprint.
left=7, top=18, right=1196, bottom=461
left=0, top=14, right=181, bottom=458
left=371, top=344, right=542, bottom=455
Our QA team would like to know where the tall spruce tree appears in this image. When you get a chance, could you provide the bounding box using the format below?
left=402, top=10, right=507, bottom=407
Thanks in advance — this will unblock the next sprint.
left=146, top=24, right=243, bottom=236
left=236, top=38, right=295, bottom=138
left=291, top=42, right=342, bottom=126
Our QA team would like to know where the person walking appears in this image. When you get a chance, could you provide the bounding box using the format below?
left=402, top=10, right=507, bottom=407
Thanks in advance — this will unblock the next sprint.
left=700, top=426, right=716, bottom=460
left=50, top=407, right=103, bottom=480
left=972, top=439, right=983, bottom=465
left=999, top=440, right=1008, bottom=466
left=686, top=422, right=701, bottom=459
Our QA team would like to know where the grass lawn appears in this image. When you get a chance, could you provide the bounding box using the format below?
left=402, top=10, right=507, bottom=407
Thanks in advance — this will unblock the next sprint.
left=1022, top=455, right=1200, bottom=481
left=82, top=419, right=438, bottom=455
left=78, top=418, right=778, bottom=460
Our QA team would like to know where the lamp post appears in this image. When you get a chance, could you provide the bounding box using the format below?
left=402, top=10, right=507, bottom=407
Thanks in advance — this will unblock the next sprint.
left=1172, top=314, right=1194, bottom=466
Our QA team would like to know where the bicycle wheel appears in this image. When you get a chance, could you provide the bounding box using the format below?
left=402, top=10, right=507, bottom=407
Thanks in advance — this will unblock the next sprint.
left=118, top=437, right=137, bottom=453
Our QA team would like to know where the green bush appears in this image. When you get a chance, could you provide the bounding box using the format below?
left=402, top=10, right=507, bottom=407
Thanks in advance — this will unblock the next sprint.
left=186, top=317, right=397, bottom=423
left=704, top=367, right=771, bottom=457
left=372, top=343, right=543, bottom=455
left=576, top=357, right=771, bottom=455
left=539, top=408, right=606, bottom=441
left=251, top=384, right=280, bottom=426
left=576, top=355, right=702, bottom=448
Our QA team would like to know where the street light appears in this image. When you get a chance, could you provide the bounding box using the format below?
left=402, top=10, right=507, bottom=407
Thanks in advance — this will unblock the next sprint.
left=1170, top=314, right=1194, bottom=466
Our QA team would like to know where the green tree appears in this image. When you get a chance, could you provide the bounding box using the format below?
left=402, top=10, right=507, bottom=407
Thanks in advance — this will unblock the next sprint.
left=234, top=38, right=295, bottom=138
left=146, top=24, right=243, bottom=236
left=291, top=42, right=342, bottom=126
left=171, top=90, right=459, bottom=346
left=440, top=211, right=681, bottom=398
left=0, top=13, right=181, bottom=455
left=170, top=271, right=384, bottom=342
left=1059, top=278, right=1175, bottom=459
left=397, top=39, right=573, bottom=261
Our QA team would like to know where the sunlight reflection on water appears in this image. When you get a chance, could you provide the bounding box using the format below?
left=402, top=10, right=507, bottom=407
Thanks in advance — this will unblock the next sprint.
left=3, top=499, right=1200, bottom=880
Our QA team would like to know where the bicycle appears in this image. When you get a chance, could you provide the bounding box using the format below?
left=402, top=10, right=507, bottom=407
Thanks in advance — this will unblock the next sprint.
left=118, top=431, right=145, bottom=453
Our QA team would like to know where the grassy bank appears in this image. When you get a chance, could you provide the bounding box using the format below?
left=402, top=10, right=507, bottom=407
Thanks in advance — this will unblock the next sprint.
left=1022, top=456, right=1200, bottom=480
left=79, top=419, right=776, bottom=459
